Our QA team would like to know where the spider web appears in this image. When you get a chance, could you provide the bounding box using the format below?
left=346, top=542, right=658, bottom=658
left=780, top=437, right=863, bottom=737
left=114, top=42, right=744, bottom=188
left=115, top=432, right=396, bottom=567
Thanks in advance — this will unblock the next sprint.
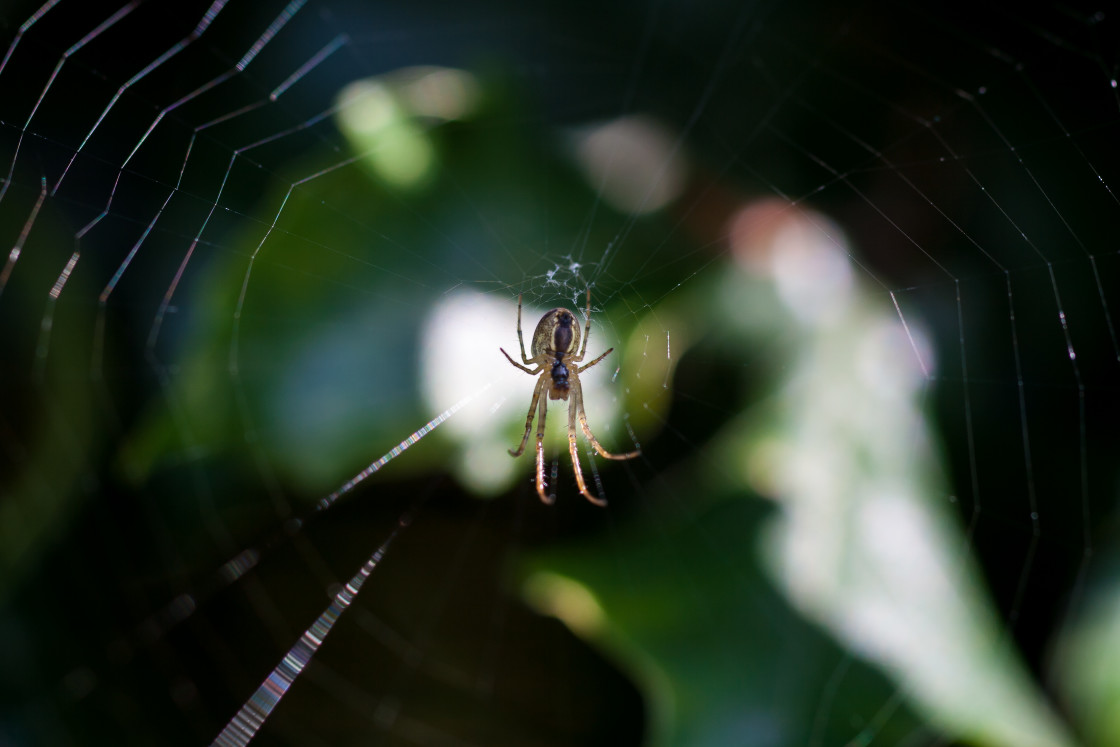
left=1, top=1, right=1118, bottom=745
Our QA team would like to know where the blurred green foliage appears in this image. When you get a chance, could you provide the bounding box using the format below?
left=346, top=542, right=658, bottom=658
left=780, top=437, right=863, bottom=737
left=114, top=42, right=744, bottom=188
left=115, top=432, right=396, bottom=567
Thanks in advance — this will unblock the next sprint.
left=13, top=59, right=1110, bottom=747
left=118, top=69, right=688, bottom=504
left=0, top=197, right=95, bottom=596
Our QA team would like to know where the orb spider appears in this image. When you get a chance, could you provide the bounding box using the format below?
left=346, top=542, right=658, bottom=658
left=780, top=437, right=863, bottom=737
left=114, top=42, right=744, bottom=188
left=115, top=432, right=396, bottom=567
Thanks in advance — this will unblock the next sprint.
left=501, top=289, right=639, bottom=506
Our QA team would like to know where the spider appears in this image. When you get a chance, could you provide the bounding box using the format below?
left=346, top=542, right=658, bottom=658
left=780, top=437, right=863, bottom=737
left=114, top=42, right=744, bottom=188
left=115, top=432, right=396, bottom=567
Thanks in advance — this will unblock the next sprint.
left=501, top=289, right=639, bottom=506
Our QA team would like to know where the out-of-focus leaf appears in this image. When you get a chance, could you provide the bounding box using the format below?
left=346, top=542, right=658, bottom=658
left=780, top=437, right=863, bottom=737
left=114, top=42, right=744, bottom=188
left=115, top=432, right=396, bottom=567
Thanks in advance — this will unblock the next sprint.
left=720, top=208, right=1075, bottom=747
left=1052, top=567, right=1120, bottom=747
left=528, top=203, right=1077, bottom=747
left=526, top=499, right=929, bottom=746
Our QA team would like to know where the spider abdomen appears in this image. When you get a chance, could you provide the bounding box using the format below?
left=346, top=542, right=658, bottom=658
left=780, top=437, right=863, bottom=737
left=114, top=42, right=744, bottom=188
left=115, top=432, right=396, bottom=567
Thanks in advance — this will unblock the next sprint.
left=531, top=308, right=580, bottom=358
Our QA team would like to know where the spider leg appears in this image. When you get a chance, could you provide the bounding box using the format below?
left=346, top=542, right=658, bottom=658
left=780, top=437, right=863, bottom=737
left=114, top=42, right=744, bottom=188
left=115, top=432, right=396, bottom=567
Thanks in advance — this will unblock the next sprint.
left=575, top=347, right=612, bottom=374
left=568, top=392, right=607, bottom=506
left=516, top=294, right=532, bottom=364
left=501, top=347, right=540, bottom=375
left=534, top=394, right=553, bottom=504
left=509, top=376, right=545, bottom=457
left=574, top=288, right=592, bottom=362
left=572, top=376, right=640, bottom=460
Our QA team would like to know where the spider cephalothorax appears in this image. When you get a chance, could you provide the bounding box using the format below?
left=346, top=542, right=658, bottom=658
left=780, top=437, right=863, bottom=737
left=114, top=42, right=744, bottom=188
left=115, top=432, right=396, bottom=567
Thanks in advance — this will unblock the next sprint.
left=500, top=290, right=639, bottom=506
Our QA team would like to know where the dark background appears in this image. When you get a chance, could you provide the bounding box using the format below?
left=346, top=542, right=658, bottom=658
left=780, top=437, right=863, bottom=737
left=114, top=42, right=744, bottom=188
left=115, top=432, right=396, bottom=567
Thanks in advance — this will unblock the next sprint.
left=1, top=1, right=1118, bottom=745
